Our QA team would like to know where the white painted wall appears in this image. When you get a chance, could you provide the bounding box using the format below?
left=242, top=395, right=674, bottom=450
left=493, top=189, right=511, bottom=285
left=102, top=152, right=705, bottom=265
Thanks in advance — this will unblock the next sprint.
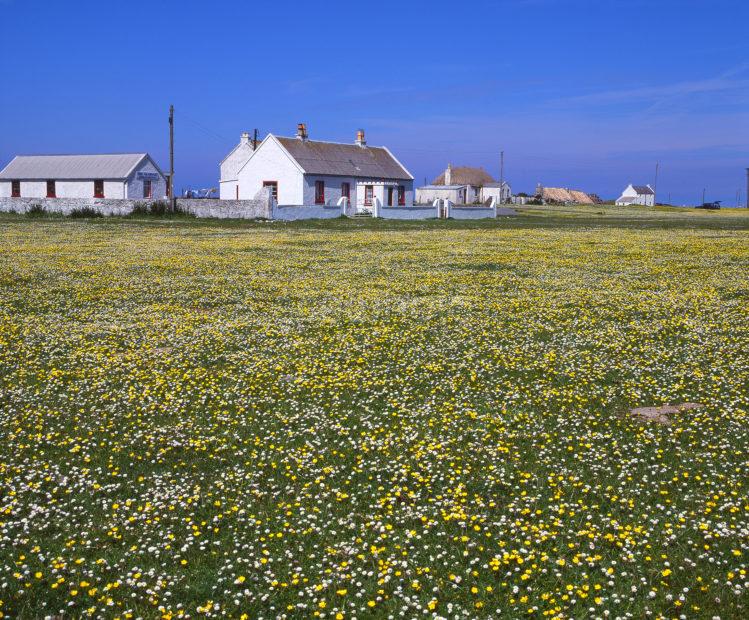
left=125, top=158, right=167, bottom=200
left=415, top=186, right=464, bottom=204
left=481, top=183, right=512, bottom=204
left=302, top=175, right=358, bottom=206
left=220, top=139, right=255, bottom=183
left=220, top=180, right=239, bottom=200
left=0, top=179, right=126, bottom=198
left=236, top=138, right=304, bottom=204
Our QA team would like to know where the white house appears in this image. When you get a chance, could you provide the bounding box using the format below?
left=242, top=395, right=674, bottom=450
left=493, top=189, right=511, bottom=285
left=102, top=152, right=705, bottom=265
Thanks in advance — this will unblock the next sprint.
left=480, top=181, right=512, bottom=205
left=0, top=153, right=168, bottom=200
left=223, top=124, right=414, bottom=210
left=616, top=184, right=655, bottom=206
left=416, top=164, right=508, bottom=205
left=220, top=132, right=257, bottom=200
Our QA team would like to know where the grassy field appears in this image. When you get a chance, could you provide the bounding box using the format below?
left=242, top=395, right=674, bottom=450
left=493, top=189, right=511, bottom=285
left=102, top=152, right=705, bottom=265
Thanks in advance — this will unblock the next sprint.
left=0, top=206, right=747, bottom=619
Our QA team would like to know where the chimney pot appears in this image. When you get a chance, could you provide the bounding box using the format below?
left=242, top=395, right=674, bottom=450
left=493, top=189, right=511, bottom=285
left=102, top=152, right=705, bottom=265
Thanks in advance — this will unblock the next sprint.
left=355, top=129, right=366, bottom=147
left=445, top=163, right=453, bottom=186
left=296, top=123, right=308, bottom=140
left=241, top=131, right=251, bottom=144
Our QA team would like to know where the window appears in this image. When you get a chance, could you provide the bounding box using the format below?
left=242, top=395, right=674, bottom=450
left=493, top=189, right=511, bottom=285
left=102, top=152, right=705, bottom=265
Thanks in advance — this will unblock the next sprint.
left=46, top=180, right=56, bottom=198
left=315, top=180, right=325, bottom=205
left=143, top=179, right=152, bottom=199
left=341, top=182, right=350, bottom=199
left=387, top=187, right=394, bottom=206
left=398, top=185, right=406, bottom=206
left=263, top=181, right=278, bottom=201
left=94, top=180, right=104, bottom=198
left=11, top=180, right=20, bottom=197
left=364, top=185, right=373, bottom=206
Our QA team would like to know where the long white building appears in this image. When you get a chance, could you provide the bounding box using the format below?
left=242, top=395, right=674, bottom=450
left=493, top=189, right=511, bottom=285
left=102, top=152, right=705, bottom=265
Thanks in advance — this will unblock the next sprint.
left=0, top=153, right=168, bottom=200
left=220, top=125, right=414, bottom=209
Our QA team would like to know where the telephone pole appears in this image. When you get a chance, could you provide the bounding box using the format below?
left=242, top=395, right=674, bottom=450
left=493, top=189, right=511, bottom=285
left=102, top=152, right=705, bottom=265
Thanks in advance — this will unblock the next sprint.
left=169, top=104, right=175, bottom=212
left=499, top=151, right=504, bottom=204
left=745, top=168, right=749, bottom=208
left=653, top=162, right=659, bottom=204
left=702, top=188, right=706, bottom=206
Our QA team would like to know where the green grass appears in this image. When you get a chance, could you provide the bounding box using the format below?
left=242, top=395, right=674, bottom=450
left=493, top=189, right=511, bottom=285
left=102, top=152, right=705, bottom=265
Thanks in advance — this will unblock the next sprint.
left=0, top=206, right=747, bottom=619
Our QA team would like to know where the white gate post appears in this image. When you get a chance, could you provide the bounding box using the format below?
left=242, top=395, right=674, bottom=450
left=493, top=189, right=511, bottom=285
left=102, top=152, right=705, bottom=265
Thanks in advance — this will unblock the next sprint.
left=373, top=196, right=381, bottom=218
left=445, top=199, right=453, bottom=219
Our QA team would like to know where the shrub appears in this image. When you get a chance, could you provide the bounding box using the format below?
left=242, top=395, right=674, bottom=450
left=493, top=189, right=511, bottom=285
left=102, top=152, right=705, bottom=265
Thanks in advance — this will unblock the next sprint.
left=26, top=204, right=47, bottom=217
left=128, top=201, right=190, bottom=217
left=69, top=207, right=103, bottom=218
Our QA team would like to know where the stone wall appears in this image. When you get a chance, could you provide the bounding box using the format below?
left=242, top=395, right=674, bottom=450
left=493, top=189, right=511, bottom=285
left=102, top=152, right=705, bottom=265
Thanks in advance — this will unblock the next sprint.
left=0, top=196, right=272, bottom=219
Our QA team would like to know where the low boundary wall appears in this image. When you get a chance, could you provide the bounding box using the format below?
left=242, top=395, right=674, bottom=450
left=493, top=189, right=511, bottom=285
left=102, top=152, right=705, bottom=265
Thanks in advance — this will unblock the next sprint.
left=0, top=197, right=517, bottom=220
left=450, top=206, right=495, bottom=219
left=380, top=206, right=438, bottom=219
left=0, top=196, right=271, bottom=219
left=273, top=205, right=341, bottom=221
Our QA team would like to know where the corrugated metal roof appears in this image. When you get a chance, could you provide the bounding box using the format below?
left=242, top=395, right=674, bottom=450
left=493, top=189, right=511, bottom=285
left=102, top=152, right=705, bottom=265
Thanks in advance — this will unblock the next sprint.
left=275, top=137, right=412, bottom=180
left=0, top=153, right=151, bottom=180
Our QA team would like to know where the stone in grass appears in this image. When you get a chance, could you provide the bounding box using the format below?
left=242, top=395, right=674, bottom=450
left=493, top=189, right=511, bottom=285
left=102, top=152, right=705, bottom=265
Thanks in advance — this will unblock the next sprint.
left=629, top=402, right=703, bottom=425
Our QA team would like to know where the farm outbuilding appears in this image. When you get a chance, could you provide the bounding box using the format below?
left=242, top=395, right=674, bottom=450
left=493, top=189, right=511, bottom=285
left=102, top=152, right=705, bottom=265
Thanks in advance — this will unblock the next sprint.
left=0, top=153, right=167, bottom=200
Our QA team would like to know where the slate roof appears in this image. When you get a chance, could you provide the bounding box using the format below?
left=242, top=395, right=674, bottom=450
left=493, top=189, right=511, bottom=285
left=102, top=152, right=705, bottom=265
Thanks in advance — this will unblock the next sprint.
left=632, top=185, right=654, bottom=195
left=275, top=137, right=412, bottom=180
left=432, top=166, right=495, bottom=186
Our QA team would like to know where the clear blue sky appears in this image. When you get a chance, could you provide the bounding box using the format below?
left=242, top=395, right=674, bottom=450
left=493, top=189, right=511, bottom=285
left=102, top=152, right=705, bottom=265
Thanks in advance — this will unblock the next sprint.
left=1, top=0, right=747, bottom=205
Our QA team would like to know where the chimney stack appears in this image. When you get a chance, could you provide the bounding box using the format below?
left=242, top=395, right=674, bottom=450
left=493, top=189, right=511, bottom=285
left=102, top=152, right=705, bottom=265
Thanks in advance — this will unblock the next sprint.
left=355, top=129, right=366, bottom=147
left=240, top=131, right=251, bottom=145
left=296, top=123, right=308, bottom=140
left=445, top=163, right=453, bottom=186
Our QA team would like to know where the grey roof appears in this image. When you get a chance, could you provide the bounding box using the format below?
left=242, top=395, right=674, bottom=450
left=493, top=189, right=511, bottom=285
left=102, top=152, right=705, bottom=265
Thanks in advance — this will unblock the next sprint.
left=275, top=137, right=412, bottom=180
left=632, top=185, right=654, bottom=195
left=483, top=181, right=510, bottom=188
left=417, top=184, right=467, bottom=190
left=0, top=153, right=153, bottom=180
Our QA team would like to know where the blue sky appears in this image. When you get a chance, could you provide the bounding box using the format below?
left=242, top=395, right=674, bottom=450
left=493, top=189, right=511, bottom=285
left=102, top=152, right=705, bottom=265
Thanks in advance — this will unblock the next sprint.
left=1, top=0, right=747, bottom=205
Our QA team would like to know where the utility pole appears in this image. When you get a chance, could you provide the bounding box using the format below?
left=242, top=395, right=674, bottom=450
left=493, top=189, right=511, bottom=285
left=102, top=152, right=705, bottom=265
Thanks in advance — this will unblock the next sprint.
left=746, top=168, right=749, bottom=208
left=252, top=128, right=258, bottom=150
left=702, top=188, right=706, bottom=206
left=169, top=105, right=175, bottom=212
left=499, top=150, right=504, bottom=204
left=653, top=162, right=659, bottom=205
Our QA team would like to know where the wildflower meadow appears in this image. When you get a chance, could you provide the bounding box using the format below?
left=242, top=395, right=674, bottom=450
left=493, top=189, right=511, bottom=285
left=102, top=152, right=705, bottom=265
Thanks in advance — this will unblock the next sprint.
left=0, top=209, right=747, bottom=619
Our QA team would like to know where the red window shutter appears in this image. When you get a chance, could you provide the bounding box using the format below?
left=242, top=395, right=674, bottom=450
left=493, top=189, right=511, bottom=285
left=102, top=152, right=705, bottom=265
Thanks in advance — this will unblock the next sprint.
left=11, top=180, right=21, bottom=197
left=398, top=185, right=405, bottom=206
left=315, top=180, right=325, bottom=204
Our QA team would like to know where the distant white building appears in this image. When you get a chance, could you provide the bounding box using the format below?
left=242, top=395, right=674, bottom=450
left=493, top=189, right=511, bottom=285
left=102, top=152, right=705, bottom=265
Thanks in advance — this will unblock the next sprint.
left=616, top=184, right=655, bottom=206
left=221, top=124, right=414, bottom=209
left=0, top=153, right=167, bottom=200
left=480, top=181, right=512, bottom=204
left=415, top=164, right=510, bottom=205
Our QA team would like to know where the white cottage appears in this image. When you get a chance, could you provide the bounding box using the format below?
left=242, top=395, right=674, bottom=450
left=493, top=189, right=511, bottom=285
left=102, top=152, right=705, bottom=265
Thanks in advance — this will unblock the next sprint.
left=0, top=153, right=168, bottom=200
left=223, top=124, right=414, bottom=210
left=616, top=184, right=655, bottom=206
left=416, top=164, right=507, bottom=205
